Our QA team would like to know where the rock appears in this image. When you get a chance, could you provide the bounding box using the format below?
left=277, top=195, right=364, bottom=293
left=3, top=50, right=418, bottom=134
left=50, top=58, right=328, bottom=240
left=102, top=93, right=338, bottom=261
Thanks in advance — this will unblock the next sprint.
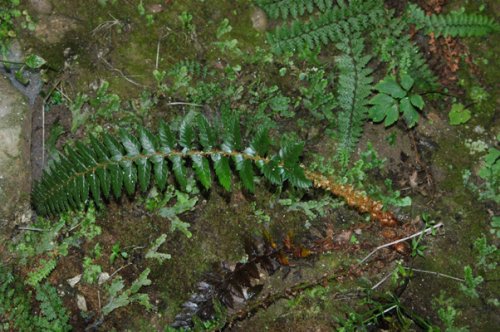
left=98, top=272, right=110, bottom=285
left=147, top=4, right=164, bottom=13
left=29, top=0, right=53, bottom=15
left=0, top=40, right=43, bottom=106
left=251, top=8, right=268, bottom=32
left=34, top=15, right=78, bottom=44
left=67, top=274, right=82, bottom=288
left=76, top=294, right=88, bottom=312
left=0, top=74, right=32, bottom=237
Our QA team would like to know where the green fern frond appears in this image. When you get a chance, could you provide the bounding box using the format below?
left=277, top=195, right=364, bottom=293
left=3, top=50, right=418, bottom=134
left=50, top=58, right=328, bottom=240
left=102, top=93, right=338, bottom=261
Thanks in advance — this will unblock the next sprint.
left=334, top=31, right=373, bottom=165
left=369, top=14, right=438, bottom=89
left=169, top=59, right=208, bottom=79
left=268, top=0, right=385, bottom=54
left=255, top=0, right=334, bottom=20
left=407, top=4, right=499, bottom=37
left=32, top=113, right=311, bottom=216
left=399, top=37, right=439, bottom=89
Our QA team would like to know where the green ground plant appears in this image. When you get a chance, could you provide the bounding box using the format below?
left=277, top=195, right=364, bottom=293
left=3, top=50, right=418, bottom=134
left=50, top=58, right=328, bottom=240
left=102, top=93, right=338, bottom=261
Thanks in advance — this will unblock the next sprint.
left=263, top=0, right=498, bottom=163
left=1, top=0, right=498, bottom=330
left=0, top=266, right=71, bottom=331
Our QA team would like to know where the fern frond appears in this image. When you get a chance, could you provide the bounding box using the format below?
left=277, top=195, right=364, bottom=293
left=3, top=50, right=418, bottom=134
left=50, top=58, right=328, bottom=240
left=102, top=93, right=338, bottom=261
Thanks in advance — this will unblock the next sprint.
left=334, top=31, right=373, bottom=164
left=255, top=0, right=334, bottom=20
left=268, top=0, right=384, bottom=54
left=32, top=113, right=399, bottom=226
left=32, top=113, right=311, bottom=216
left=407, top=4, right=499, bottom=37
left=369, top=14, right=438, bottom=89
left=169, top=59, right=208, bottom=79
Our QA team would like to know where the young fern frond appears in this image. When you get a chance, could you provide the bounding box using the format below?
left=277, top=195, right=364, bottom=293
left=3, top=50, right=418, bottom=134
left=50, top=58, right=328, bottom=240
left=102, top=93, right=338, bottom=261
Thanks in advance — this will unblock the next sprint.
left=32, top=112, right=311, bottom=216
left=407, top=4, right=500, bottom=37
left=32, top=113, right=398, bottom=226
left=255, top=0, right=334, bottom=20
left=268, top=0, right=385, bottom=54
left=169, top=59, right=208, bottom=79
left=334, top=31, right=373, bottom=165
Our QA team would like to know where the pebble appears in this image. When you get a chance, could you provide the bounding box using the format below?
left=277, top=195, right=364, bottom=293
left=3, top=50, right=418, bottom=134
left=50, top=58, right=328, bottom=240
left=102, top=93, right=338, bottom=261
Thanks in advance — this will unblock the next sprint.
left=29, top=0, right=53, bottom=15
left=251, top=8, right=268, bottom=32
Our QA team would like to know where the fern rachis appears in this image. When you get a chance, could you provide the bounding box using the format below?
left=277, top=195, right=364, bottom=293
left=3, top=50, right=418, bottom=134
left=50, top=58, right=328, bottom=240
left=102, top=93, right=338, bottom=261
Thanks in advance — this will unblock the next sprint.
left=32, top=113, right=397, bottom=226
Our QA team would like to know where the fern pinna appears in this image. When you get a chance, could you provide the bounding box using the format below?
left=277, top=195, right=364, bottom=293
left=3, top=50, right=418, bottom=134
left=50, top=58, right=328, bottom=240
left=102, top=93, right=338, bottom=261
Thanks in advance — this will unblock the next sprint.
left=32, top=112, right=397, bottom=227
left=267, top=0, right=384, bottom=54
left=407, top=4, right=500, bottom=37
left=334, top=29, right=373, bottom=165
left=255, top=0, right=334, bottom=20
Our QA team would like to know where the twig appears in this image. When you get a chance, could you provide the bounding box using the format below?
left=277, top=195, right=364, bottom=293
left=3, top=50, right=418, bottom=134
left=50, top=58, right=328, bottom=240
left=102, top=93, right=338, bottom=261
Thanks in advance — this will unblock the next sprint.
left=108, top=263, right=133, bottom=279
left=371, top=261, right=464, bottom=291
left=42, top=103, right=45, bottom=167
left=359, top=222, right=444, bottom=264
left=164, top=102, right=203, bottom=108
left=405, top=267, right=464, bottom=282
left=155, top=38, right=161, bottom=70
left=99, top=56, right=143, bottom=87
left=18, top=226, right=45, bottom=232
left=371, top=270, right=394, bottom=290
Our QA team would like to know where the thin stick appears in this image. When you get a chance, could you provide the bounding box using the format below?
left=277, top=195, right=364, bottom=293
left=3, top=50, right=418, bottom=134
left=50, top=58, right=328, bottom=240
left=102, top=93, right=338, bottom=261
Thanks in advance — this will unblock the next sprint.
left=99, top=56, right=143, bottom=87
left=164, top=102, right=203, bottom=107
left=108, top=263, right=132, bottom=279
left=371, top=270, right=394, bottom=290
left=155, top=38, right=161, bottom=70
left=18, top=226, right=44, bottom=232
left=42, top=103, right=45, bottom=167
left=359, top=222, right=443, bottom=264
left=405, top=267, right=464, bottom=282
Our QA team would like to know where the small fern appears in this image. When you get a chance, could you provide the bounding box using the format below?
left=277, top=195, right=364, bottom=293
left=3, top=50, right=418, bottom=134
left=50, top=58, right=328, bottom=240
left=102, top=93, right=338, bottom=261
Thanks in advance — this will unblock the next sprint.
left=407, top=4, right=500, bottom=37
left=334, top=30, right=373, bottom=165
left=27, top=258, right=57, bottom=287
left=169, top=59, right=209, bottom=79
left=255, top=0, right=334, bottom=20
left=369, top=13, right=438, bottom=89
left=268, top=0, right=384, bottom=54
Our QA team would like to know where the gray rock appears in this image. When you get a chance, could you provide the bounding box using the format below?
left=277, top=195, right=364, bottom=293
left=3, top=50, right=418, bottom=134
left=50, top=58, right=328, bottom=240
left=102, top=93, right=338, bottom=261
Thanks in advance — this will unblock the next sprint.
left=251, top=8, right=268, bottom=32
left=0, top=40, right=43, bottom=106
left=0, top=74, right=32, bottom=237
left=29, top=0, right=53, bottom=15
left=34, top=15, right=78, bottom=44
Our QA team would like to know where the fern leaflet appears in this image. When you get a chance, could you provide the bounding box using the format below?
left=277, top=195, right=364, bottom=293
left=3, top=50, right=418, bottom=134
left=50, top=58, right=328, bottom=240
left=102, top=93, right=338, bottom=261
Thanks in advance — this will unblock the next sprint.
left=334, top=31, right=373, bottom=165
left=268, top=0, right=384, bottom=54
left=407, top=4, right=500, bottom=37
left=255, top=0, right=334, bottom=20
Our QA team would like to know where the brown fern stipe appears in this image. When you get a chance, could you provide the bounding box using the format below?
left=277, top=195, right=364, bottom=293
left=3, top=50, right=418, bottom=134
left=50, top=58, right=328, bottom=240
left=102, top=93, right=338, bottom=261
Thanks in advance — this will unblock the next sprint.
left=304, top=170, right=398, bottom=227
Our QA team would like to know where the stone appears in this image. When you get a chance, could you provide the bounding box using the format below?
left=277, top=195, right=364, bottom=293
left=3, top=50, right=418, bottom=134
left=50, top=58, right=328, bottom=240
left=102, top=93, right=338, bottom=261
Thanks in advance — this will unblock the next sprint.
left=0, top=74, right=32, bottom=237
left=0, top=40, right=43, bottom=106
left=34, top=15, right=78, bottom=44
left=29, top=0, right=53, bottom=15
left=251, top=8, right=268, bottom=32
left=76, top=294, right=88, bottom=312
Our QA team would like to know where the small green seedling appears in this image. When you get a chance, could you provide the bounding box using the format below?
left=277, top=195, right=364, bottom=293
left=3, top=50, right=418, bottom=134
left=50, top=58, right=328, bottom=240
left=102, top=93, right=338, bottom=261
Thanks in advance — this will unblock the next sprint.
left=448, top=103, right=471, bottom=125
left=369, top=73, right=425, bottom=128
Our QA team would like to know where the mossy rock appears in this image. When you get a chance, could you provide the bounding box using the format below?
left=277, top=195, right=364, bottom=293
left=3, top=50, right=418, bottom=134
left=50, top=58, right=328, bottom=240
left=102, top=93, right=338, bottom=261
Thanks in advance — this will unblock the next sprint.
left=0, top=74, right=32, bottom=237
